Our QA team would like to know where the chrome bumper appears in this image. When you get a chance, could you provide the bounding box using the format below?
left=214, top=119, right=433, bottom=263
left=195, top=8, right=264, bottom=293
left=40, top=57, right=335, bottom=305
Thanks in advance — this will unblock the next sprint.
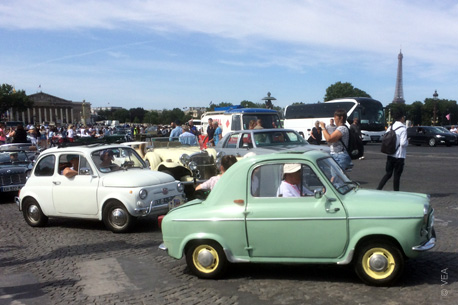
left=158, top=243, right=167, bottom=251
left=412, top=237, right=436, bottom=251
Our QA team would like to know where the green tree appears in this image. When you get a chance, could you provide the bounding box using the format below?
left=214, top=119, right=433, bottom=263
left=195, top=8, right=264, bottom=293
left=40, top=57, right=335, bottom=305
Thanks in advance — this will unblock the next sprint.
left=129, top=107, right=146, bottom=123
left=408, top=101, right=423, bottom=126
left=324, top=82, right=371, bottom=102
left=0, top=84, right=34, bottom=117
left=112, top=109, right=130, bottom=123
left=144, top=111, right=159, bottom=124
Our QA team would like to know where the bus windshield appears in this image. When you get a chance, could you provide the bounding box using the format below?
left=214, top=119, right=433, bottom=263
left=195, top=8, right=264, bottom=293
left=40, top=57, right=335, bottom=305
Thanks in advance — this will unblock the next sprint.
left=242, top=113, right=282, bottom=129
left=355, top=100, right=385, bottom=132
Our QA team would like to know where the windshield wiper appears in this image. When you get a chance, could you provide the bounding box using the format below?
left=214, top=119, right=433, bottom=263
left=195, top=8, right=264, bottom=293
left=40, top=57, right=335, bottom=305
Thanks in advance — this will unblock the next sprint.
left=345, top=181, right=360, bottom=191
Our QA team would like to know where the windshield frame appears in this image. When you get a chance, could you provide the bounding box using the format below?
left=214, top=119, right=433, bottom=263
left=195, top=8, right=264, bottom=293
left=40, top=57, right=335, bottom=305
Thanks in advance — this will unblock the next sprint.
left=317, top=156, right=355, bottom=195
left=90, top=147, right=147, bottom=173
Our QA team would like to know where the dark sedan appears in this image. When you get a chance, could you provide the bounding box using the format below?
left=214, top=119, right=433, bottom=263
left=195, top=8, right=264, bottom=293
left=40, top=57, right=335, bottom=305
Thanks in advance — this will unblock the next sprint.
left=407, top=126, right=456, bottom=147
left=0, top=150, right=35, bottom=193
left=215, top=128, right=329, bottom=157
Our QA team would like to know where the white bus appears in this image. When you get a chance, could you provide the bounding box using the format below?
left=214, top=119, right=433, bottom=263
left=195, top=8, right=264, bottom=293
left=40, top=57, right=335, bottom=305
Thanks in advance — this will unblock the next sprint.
left=284, top=97, right=386, bottom=143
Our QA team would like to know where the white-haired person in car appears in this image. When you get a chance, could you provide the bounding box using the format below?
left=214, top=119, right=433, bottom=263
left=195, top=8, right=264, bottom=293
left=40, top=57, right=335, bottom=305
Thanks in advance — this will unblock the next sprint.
left=277, top=163, right=314, bottom=197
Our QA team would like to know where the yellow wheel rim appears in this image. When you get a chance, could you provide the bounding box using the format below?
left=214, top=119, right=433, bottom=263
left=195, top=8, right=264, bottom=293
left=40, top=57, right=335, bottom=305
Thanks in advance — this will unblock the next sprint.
left=362, top=247, right=396, bottom=280
left=192, top=245, right=219, bottom=274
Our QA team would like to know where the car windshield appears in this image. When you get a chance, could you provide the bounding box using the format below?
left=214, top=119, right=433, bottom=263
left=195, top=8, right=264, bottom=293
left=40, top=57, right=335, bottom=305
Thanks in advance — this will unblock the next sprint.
left=0, top=151, right=30, bottom=166
left=317, top=157, right=356, bottom=194
left=90, top=147, right=146, bottom=173
left=254, top=131, right=307, bottom=147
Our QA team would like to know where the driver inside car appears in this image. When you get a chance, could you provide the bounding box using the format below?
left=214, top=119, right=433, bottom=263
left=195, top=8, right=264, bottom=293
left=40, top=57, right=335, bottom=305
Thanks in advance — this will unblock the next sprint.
left=277, top=163, right=314, bottom=197
left=99, top=149, right=120, bottom=172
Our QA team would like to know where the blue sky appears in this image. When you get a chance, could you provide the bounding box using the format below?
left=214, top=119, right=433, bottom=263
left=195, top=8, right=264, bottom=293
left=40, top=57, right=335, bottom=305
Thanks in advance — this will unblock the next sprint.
left=1, top=0, right=458, bottom=110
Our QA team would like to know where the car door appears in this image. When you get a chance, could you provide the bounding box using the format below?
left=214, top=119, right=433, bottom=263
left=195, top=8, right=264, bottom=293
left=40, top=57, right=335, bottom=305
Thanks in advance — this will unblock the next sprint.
left=245, top=162, right=348, bottom=258
left=52, top=154, right=99, bottom=215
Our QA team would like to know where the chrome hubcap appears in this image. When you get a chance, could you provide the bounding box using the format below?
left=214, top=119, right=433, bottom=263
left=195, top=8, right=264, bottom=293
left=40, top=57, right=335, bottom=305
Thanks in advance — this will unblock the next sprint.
left=369, top=253, right=388, bottom=272
left=28, top=205, right=40, bottom=222
left=110, top=208, right=127, bottom=227
left=197, top=249, right=215, bottom=268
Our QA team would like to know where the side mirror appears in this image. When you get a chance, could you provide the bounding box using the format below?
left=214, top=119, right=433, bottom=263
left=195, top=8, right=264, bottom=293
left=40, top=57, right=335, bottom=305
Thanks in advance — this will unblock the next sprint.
left=79, top=167, right=91, bottom=175
left=314, top=189, right=323, bottom=199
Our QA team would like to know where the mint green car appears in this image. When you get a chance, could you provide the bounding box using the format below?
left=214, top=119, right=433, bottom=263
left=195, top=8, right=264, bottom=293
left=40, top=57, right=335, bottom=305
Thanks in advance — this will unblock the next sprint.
left=159, top=151, right=435, bottom=286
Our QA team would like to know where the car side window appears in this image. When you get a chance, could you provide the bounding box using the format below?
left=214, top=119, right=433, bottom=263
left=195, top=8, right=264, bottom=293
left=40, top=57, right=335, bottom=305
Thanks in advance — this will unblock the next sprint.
left=241, top=134, right=252, bottom=148
left=251, top=163, right=324, bottom=198
left=34, top=155, right=55, bottom=176
left=226, top=134, right=239, bottom=148
left=251, top=164, right=283, bottom=197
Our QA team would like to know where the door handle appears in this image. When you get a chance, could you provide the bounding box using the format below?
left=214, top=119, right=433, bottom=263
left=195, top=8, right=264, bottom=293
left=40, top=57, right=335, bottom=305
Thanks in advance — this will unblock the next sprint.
left=326, top=207, right=340, bottom=213
left=52, top=181, right=61, bottom=185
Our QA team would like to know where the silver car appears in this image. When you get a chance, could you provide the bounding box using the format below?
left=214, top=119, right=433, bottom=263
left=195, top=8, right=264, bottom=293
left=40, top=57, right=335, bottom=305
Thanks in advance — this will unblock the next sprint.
left=215, top=128, right=329, bottom=157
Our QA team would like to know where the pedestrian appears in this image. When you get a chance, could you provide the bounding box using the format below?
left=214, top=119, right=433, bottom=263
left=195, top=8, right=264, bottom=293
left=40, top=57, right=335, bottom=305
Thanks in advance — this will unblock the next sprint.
left=326, top=118, right=337, bottom=134
left=351, top=118, right=364, bottom=160
left=212, top=121, right=222, bottom=146
left=179, top=125, right=198, bottom=145
left=202, top=118, right=215, bottom=147
left=0, top=123, right=6, bottom=145
left=169, top=120, right=182, bottom=141
left=309, top=120, right=322, bottom=145
left=11, top=124, right=28, bottom=143
left=319, top=109, right=353, bottom=172
left=376, top=110, right=407, bottom=191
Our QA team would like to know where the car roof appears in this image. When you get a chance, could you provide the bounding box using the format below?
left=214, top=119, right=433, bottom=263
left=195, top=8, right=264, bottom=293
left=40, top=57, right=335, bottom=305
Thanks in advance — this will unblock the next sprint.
left=226, top=128, right=299, bottom=135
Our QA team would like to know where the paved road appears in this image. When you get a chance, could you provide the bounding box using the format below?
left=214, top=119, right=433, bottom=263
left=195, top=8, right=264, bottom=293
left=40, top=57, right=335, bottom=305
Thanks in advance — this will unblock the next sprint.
left=1, top=143, right=457, bottom=305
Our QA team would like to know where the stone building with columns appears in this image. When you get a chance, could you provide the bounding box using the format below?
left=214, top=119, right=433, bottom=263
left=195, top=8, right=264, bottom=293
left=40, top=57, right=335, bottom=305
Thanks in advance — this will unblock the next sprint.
left=5, top=92, right=90, bottom=126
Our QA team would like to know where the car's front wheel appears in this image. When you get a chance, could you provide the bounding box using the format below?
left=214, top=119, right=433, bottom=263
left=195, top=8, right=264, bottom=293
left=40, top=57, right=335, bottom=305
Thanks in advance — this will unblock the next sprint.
left=186, top=240, right=228, bottom=279
left=102, top=201, right=133, bottom=233
left=22, top=198, right=48, bottom=227
left=354, top=241, right=404, bottom=286
left=428, top=138, right=436, bottom=147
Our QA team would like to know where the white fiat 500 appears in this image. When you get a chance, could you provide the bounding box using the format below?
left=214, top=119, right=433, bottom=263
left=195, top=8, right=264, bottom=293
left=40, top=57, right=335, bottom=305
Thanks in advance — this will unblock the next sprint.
left=17, top=144, right=185, bottom=233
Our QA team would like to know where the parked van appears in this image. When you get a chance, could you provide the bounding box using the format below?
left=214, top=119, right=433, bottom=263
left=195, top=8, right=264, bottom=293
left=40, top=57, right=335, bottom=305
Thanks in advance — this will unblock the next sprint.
left=200, top=106, right=282, bottom=137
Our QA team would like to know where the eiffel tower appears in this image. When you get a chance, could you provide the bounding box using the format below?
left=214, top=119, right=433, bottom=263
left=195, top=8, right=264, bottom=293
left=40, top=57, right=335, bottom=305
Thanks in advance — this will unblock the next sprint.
left=392, top=50, right=405, bottom=104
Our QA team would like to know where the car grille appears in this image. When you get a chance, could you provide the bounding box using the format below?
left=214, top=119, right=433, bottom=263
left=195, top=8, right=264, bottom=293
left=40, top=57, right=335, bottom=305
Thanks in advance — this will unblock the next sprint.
left=0, top=173, right=26, bottom=186
left=190, top=152, right=217, bottom=180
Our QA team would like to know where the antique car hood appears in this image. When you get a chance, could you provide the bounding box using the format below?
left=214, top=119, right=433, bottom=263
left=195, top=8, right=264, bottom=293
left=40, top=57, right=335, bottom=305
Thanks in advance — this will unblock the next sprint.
left=101, top=169, right=176, bottom=187
left=342, top=189, right=429, bottom=217
left=153, top=146, right=213, bottom=159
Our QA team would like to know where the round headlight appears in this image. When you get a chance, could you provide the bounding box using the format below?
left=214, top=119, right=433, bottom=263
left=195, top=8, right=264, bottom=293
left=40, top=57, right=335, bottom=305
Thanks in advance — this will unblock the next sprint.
left=177, top=182, right=184, bottom=193
left=189, top=161, right=198, bottom=171
left=180, top=154, right=191, bottom=165
left=139, top=189, right=148, bottom=199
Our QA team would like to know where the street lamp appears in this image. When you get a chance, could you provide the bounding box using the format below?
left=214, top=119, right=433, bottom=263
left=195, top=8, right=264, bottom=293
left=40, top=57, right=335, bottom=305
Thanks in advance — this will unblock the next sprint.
left=262, top=92, right=276, bottom=109
left=433, top=90, right=438, bottom=126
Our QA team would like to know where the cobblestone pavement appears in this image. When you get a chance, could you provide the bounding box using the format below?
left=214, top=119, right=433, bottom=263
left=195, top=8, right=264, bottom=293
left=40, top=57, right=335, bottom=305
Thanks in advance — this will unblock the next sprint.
left=1, top=144, right=457, bottom=305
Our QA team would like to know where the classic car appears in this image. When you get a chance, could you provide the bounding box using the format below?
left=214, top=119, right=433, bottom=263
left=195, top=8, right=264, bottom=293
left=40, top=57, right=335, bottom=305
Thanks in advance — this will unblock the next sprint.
left=17, top=144, right=186, bottom=233
left=159, top=150, right=435, bottom=286
left=125, top=139, right=218, bottom=198
left=0, top=150, right=35, bottom=193
left=407, top=126, right=456, bottom=147
left=215, top=128, right=329, bottom=158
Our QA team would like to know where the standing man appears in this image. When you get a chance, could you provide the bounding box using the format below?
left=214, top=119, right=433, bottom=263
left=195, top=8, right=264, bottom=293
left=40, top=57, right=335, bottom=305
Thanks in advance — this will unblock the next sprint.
left=351, top=118, right=364, bottom=160
left=326, top=118, right=337, bottom=134
left=203, top=118, right=215, bottom=147
left=169, top=120, right=182, bottom=141
left=376, top=110, right=407, bottom=191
